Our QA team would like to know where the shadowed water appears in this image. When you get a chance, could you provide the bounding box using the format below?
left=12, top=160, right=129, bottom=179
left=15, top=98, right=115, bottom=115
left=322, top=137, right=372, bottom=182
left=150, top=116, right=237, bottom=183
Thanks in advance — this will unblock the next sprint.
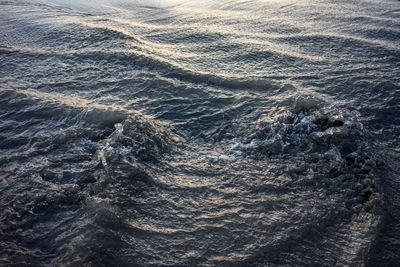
left=1, top=0, right=399, bottom=265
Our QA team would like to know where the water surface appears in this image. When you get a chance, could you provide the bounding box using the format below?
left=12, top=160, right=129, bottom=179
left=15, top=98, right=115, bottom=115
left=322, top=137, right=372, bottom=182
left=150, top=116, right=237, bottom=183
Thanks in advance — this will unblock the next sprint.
left=1, top=0, right=400, bottom=265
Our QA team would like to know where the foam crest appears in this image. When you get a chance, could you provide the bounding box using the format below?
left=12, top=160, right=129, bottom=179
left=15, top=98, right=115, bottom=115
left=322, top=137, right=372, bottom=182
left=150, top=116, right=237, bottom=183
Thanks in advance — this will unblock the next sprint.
left=93, top=114, right=171, bottom=176
left=234, top=96, right=363, bottom=156
left=229, top=96, right=381, bottom=213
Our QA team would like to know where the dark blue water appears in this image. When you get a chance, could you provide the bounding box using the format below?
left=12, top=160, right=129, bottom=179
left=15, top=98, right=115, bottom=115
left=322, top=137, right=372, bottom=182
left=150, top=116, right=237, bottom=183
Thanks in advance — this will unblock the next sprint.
left=1, top=0, right=400, bottom=265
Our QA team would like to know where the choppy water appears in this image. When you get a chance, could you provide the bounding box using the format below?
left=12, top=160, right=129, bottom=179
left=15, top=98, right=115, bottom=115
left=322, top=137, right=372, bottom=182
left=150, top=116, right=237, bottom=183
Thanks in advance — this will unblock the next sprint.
left=1, top=0, right=400, bottom=265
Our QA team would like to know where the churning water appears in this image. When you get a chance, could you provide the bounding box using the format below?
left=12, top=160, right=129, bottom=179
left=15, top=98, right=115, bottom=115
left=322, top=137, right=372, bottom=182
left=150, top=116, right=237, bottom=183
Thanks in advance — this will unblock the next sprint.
left=1, top=0, right=400, bottom=265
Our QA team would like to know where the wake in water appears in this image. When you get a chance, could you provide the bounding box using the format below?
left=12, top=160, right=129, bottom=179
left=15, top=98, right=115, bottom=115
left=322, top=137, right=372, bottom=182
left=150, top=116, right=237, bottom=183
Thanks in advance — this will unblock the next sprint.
left=1, top=0, right=400, bottom=265
left=0, top=90, right=383, bottom=266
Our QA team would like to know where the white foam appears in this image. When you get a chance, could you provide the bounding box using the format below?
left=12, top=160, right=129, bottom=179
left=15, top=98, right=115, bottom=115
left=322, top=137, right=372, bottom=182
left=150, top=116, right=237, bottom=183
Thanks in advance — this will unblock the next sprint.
left=114, top=123, right=123, bottom=134
left=97, top=150, right=107, bottom=167
left=218, top=154, right=231, bottom=162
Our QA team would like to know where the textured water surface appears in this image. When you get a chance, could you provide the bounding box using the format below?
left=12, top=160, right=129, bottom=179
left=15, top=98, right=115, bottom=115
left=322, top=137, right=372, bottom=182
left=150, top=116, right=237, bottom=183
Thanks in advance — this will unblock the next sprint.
left=1, top=0, right=400, bottom=265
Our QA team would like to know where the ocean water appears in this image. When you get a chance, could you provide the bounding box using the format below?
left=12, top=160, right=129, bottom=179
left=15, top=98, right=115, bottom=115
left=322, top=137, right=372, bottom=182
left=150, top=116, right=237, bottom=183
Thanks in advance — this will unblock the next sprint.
left=1, top=0, right=399, bottom=265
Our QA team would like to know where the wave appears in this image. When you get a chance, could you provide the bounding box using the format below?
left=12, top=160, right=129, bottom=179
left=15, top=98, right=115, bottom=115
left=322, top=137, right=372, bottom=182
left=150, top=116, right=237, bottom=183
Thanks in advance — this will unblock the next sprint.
left=231, top=96, right=381, bottom=212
